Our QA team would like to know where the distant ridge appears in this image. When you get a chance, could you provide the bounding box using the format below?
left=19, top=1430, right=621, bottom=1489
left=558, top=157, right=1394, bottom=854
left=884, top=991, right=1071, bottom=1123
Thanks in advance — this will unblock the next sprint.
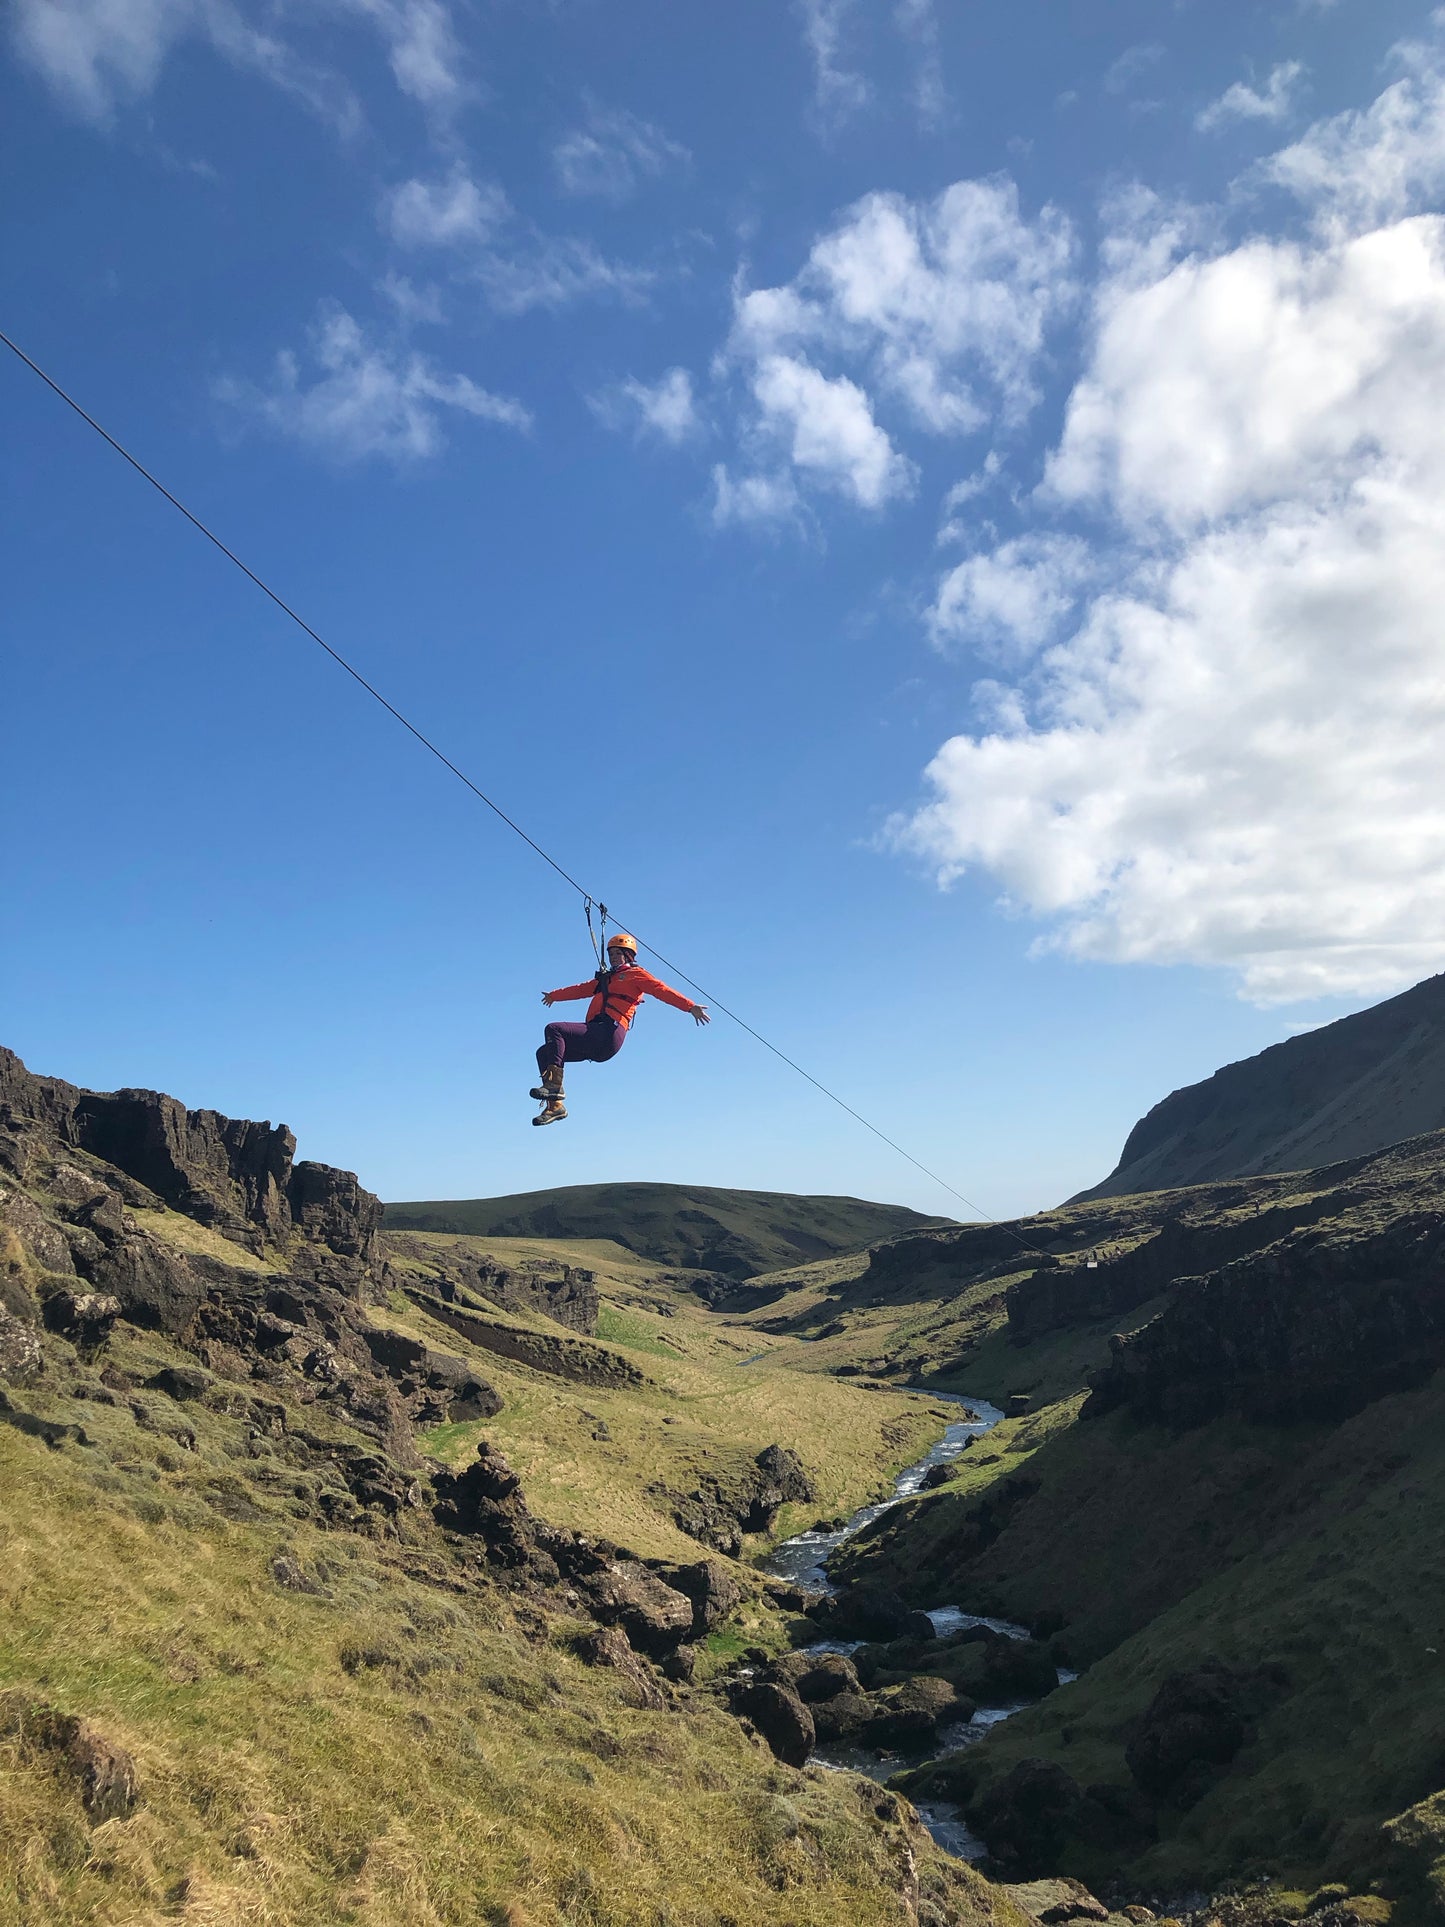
left=1075, top=971, right=1445, bottom=1201
left=382, top=1181, right=947, bottom=1279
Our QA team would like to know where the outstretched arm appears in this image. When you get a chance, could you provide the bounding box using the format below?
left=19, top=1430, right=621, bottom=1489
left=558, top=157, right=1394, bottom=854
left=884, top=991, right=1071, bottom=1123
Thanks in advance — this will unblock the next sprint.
left=634, top=969, right=709, bottom=1025
left=542, top=980, right=597, bottom=1007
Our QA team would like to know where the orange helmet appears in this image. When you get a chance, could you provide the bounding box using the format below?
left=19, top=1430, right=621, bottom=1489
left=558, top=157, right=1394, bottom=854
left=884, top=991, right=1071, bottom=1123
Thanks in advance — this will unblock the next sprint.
left=606, top=932, right=638, bottom=956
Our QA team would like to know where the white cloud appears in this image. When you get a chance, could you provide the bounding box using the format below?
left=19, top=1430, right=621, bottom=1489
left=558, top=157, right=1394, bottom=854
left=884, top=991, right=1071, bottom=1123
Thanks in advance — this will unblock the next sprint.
left=750, top=354, right=914, bottom=508
left=711, top=465, right=805, bottom=531
left=474, top=236, right=652, bottom=315
left=796, top=0, right=869, bottom=123
left=718, top=181, right=1073, bottom=523
left=217, top=305, right=530, bottom=463
left=346, top=0, right=467, bottom=112
left=892, top=76, right=1445, bottom=1005
left=894, top=0, right=945, bottom=126
left=9, top=0, right=463, bottom=125
left=376, top=271, right=446, bottom=325
left=552, top=103, right=689, bottom=201
left=1197, top=59, right=1304, bottom=132
left=594, top=368, right=700, bottom=444
left=381, top=167, right=653, bottom=313
left=928, top=534, right=1091, bottom=655
left=1262, top=26, right=1445, bottom=234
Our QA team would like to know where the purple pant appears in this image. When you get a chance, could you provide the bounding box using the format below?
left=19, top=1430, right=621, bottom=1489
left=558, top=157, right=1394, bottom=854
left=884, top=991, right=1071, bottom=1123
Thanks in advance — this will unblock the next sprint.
left=538, top=1017, right=627, bottom=1077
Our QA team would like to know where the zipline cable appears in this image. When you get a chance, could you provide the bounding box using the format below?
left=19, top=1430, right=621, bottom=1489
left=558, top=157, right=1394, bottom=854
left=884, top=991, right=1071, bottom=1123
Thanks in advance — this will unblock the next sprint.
left=1, top=326, right=1052, bottom=1255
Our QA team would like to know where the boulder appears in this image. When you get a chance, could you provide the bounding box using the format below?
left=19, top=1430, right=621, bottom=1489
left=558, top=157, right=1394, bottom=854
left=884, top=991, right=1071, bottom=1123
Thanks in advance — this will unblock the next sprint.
left=781, top=1651, right=860, bottom=1704
left=583, top=1562, right=695, bottom=1656
left=1124, top=1660, right=1253, bottom=1794
left=0, top=1307, right=43, bottom=1385
left=754, top=1443, right=813, bottom=1503
left=42, top=1290, right=121, bottom=1347
left=662, top=1643, right=696, bottom=1684
left=1, top=1186, right=76, bottom=1274
left=811, top=1690, right=876, bottom=1744
left=920, top=1462, right=956, bottom=1490
left=574, top=1625, right=666, bottom=1710
left=967, top=1759, right=1086, bottom=1875
left=814, top=1586, right=917, bottom=1643
left=866, top=1676, right=975, bottom=1749
left=729, top=1679, right=815, bottom=1767
left=146, top=1364, right=212, bottom=1402
left=976, top=1637, right=1060, bottom=1701
left=655, top=1557, right=743, bottom=1639
left=1004, top=1878, right=1111, bottom=1923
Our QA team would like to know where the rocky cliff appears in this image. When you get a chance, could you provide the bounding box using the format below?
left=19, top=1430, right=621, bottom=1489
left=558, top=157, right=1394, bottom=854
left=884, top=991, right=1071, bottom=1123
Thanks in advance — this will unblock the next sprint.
left=0, top=1044, right=1004, bottom=1925
left=1075, top=971, right=1445, bottom=1200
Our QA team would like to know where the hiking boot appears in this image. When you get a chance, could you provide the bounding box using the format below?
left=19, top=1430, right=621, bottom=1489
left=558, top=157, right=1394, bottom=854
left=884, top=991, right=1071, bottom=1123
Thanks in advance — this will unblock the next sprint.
left=532, top=1100, right=567, bottom=1127
left=529, top=1084, right=565, bottom=1101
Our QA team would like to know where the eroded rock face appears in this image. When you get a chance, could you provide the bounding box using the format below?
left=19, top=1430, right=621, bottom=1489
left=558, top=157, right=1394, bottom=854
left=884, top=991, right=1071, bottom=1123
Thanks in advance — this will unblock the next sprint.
left=0, top=1048, right=379, bottom=1268
left=382, top=1233, right=600, bottom=1334
left=652, top=1558, right=742, bottom=1640
left=582, top=1562, right=695, bottom=1657
left=574, top=1625, right=667, bottom=1710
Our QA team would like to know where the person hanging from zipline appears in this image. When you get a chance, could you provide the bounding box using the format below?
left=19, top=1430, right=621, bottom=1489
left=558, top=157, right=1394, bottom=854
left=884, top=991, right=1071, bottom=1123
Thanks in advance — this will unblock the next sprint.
left=531, top=931, right=709, bottom=1126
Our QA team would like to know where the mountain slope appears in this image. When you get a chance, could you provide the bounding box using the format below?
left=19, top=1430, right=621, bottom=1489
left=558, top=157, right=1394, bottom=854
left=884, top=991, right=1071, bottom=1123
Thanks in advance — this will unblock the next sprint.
left=383, top=1181, right=947, bottom=1277
left=1075, top=971, right=1445, bottom=1200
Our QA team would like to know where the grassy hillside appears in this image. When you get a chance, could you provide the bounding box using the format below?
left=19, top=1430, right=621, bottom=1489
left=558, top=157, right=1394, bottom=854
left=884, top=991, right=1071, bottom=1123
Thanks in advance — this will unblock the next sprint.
left=1075, top=969, right=1445, bottom=1200
left=0, top=1335, right=1000, bottom=1927
left=382, top=1181, right=947, bottom=1278
left=818, top=1139, right=1445, bottom=1909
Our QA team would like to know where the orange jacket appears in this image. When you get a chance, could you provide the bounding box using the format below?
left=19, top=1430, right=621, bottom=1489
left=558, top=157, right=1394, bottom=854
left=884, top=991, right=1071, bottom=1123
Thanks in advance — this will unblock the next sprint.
left=545, top=964, right=696, bottom=1030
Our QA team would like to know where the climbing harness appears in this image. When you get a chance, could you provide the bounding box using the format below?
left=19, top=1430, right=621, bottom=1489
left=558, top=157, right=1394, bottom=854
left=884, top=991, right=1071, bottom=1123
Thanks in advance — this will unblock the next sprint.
left=0, top=326, right=1054, bottom=1259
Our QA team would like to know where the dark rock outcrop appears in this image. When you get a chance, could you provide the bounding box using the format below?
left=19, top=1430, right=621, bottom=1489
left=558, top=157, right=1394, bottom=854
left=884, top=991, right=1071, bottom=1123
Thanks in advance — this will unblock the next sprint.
left=581, top=1562, right=695, bottom=1657
left=652, top=1558, right=742, bottom=1640
left=1124, top=1660, right=1285, bottom=1797
left=665, top=1442, right=817, bottom=1554
left=1083, top=1198, right=1445, bottom=1426
left=966, top=1758, right=1087, bottom=1875
left=0, top=1047, right=379, bottom=1269
left=728, top=1678, right=815, bottom=1767
left=574, top=1625, right=667, bottom=1710
left=383, top=1232, right=599, bottom=1334
left=401, top=1287, right=643, bottom=1390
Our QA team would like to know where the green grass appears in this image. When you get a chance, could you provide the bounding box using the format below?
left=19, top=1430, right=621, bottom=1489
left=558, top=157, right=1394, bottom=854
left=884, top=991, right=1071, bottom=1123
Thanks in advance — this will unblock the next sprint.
left=0, top=1318, right=1018, bottom=1927
left=381, top=1182, right=946, bottom=1279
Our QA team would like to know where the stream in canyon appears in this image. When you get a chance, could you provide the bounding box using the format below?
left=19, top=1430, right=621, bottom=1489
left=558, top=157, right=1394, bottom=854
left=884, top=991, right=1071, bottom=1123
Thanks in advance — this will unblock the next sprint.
left=764, top=1389, right=1068, bottom=1861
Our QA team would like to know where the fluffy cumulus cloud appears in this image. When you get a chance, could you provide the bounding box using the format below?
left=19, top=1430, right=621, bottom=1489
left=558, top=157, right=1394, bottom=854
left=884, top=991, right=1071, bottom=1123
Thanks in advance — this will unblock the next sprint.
left=718, top=178, right=1073, bottom=519
left=10, top=0, right=464, bottom=124
left=216, top=304, right=530, bottom=462
left=552, top=103, right=689, bottom=201
left=381, top=166, right=652, bottom=313
left=892, top=37, right=1445, bottom=1004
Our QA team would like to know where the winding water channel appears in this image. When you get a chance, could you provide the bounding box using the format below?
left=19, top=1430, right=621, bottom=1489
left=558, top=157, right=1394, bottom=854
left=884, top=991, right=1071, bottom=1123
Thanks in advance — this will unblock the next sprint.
left=763, top=1390, right=1063, bottom=1861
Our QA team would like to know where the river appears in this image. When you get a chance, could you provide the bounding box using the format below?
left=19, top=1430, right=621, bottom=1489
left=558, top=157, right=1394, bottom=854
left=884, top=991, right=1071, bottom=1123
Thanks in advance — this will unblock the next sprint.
left=762, top=1389, right=1063, bottom=1860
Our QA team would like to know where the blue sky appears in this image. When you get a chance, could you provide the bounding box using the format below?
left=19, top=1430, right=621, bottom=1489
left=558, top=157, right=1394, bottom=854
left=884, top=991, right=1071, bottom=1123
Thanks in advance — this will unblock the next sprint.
left=5, top=0, right=1445, bottom=1218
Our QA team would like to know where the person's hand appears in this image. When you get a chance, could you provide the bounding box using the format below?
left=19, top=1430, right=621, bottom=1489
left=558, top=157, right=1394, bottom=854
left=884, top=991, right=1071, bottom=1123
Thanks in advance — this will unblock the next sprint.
left=542, top=993, right=556, bottom=1006
left=691, top=1004, right=711, bottom=1025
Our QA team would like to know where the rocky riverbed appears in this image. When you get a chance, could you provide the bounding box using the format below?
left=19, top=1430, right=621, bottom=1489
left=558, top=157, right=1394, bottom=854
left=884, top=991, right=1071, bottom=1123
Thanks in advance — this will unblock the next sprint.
left=743, top=1390, right=1073, bottom=1861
